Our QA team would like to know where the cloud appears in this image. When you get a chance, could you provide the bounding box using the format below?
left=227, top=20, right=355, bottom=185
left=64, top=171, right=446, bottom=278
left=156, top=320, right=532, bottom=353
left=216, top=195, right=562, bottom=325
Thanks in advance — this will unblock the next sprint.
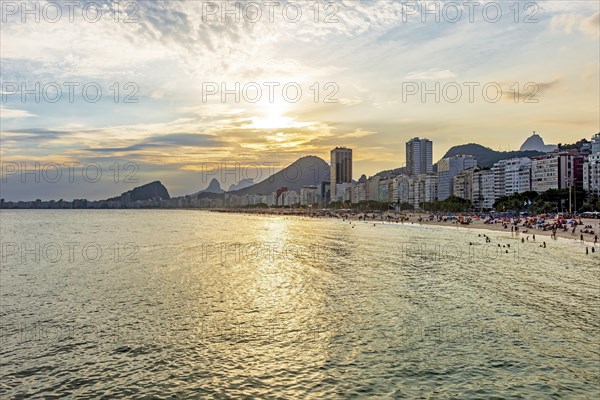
left=583, top=62, right=600, bottom=81
left=499, top=78, right=561, bottom=102
left=340, top=128, right=377, bottom=138
left=551, top=12, right=600, bottom=38
left=1, top=1, right=599, bottom=196
left=405, top=69, right=457, bottom=80
left=1, top=128, right=65, bottom=141
left=0, top=107, right=36, bottom=119
left=338, top=96, right=363, bottom=106
left=534, top=119, right=597, bottom=127
left=82, top=133, right=223, bottom=152
left=581, top=12, right=600, bottom=38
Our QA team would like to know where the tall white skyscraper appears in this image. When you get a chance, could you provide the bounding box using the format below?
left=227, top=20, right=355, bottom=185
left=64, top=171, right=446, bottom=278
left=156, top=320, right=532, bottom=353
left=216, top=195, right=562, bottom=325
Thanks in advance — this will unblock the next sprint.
left=406, top=137, right=433, bottom=176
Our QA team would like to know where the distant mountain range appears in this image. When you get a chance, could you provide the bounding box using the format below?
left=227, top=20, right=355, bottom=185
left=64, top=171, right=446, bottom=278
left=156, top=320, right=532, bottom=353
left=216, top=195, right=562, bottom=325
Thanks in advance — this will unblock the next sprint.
left=228, top=155, right=329, bottom=196
left=103, top=134, right=563, bottom=202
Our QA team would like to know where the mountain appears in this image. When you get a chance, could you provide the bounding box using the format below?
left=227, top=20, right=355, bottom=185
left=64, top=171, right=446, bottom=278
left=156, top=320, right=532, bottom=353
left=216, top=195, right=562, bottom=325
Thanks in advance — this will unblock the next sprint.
left=228, top=178, right=255, bottom=192
left=375, top=166, right=407, bottom=178
left=442, top=144, right=544, bottom=168
left=108, top=181, right=170, bottom=202
left=194, top=178, right=224, bottom=195
left=557, top=138, right=591, bottom=152
left=229, top=156, right=329, bottom=196
left=519, top=132, right=557, bottom=152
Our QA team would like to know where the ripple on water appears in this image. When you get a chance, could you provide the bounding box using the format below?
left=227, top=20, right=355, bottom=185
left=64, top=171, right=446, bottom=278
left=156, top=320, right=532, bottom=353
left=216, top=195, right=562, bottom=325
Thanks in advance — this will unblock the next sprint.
left=0, top=210, right=598, bottom=398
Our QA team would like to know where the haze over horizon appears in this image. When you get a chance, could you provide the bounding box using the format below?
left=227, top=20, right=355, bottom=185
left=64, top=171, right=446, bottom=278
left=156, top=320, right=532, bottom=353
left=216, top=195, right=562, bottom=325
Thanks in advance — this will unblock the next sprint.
left=1, top=0, right=599, bottom=199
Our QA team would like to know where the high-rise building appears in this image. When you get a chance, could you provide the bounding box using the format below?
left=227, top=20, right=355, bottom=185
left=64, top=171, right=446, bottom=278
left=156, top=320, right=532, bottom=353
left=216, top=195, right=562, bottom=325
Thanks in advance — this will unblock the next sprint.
left=397, top=175, right=413, bottom=206
left=583, top=153, right=600, bottom=196
left=389, top=177, right=399, bottom=203
left=591, top=133, right=600, bottom=154
left=415, top=173, right=439, bottom=209
left=472, top=169, right=496, bottom=210
left=437, top=155, right=477, bottom=200
left=531, top=152, right=584, bottom=192
left=504, top=157, right=532, bottom=195
left=378, top=179, right=389, bottom=203
left=492, top=160, right=508, bottom=199
left=453, top=168, right=475, bottom=202
left=300, top=186, right=318, bottom=206
left=366, top=176, right=380, bottom=202
left=330, top=147, right=352, bottom=201
left=317, top=181, right=330, bottom=206
left=406, top=137, right=433, bottom=176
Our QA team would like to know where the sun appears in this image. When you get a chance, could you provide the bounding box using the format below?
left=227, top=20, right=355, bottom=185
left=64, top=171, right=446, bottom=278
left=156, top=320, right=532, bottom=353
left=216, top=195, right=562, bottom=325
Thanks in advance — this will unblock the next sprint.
left=247, top=101, right=312, bottom=130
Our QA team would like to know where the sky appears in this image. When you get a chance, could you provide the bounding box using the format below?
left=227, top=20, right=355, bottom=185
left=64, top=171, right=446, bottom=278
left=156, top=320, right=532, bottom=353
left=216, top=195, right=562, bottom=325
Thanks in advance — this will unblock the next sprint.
left=1, top=0, right=599, bottom=200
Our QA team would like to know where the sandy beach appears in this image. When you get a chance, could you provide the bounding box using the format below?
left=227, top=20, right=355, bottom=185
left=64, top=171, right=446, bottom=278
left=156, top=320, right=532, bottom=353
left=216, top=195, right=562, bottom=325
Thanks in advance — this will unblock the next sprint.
left=401, top=213, right=598, bottom=244
left=212, top=208, right=600, bottom=247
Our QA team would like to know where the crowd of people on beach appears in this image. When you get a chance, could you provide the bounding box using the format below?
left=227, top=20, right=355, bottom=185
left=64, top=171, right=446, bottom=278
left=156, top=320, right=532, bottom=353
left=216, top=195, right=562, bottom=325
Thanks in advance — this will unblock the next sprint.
left=212, top=208, right=599, bottom=254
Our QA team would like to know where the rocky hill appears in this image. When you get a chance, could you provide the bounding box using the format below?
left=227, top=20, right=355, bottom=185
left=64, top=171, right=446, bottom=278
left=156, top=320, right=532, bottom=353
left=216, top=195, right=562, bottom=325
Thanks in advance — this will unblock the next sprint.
left=228, top=178, right=255, bottom=192
left=107, top=181, right=170, bottom=202
left=194, top=178, right=224, bottom=195
left=441, top=144, right=544, bottom=168
left=520, top=132, right=557, bottom=152
left=229, top=156, right=330, bottom=196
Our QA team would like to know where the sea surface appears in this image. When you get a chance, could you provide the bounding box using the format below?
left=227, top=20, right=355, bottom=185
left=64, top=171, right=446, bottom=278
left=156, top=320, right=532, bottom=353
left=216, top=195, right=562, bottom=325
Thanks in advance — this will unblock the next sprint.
left=1, top=210, right=598, bottom=398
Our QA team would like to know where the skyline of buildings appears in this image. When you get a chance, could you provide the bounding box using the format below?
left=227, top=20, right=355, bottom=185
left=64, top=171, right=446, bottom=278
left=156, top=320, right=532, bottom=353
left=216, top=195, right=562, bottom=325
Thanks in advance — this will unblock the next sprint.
left=3, top=132, right=600, bottom=210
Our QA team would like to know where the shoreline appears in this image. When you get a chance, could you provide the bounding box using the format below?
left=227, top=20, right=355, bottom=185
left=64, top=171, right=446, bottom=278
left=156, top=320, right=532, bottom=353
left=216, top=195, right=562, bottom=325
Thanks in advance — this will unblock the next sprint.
left=367, top=217, right=597, bottom=247
left=2, top=207, right=598, bottom=247
left=209, top=208, right=600, bottom=247
left=402, top=216, right=599, bottom=246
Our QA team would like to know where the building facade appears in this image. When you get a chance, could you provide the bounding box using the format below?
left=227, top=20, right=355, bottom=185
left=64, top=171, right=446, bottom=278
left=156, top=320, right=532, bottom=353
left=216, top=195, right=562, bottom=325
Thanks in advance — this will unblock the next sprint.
left=415, top=173, right=439, bottom=209
left=397, top=175, right=413, bottom=207
left=300, top=186, right=317, bottom=206
left=472, top=169, right=496, bottom=210
left=531, top=153, right=583, bottom=192
left=592, top=133, right=600, bottom=154
left=492, top=160, right=507, bottom=199
left=330, top=147, right=352, bottom=201
left=406, top=137, right=433, bottom=176
left=583, top=153, right=600, bottom=196
left=504, top=157, right=532, bottom=195
left=437, top=155, right=478, bottom=200
left=452, top=169, right=474, bottom=202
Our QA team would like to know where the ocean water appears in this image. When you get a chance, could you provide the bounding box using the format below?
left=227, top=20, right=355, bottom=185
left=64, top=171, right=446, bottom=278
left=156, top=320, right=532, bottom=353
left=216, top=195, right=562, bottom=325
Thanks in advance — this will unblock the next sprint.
left=1, top=210, right=598, bottom=398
